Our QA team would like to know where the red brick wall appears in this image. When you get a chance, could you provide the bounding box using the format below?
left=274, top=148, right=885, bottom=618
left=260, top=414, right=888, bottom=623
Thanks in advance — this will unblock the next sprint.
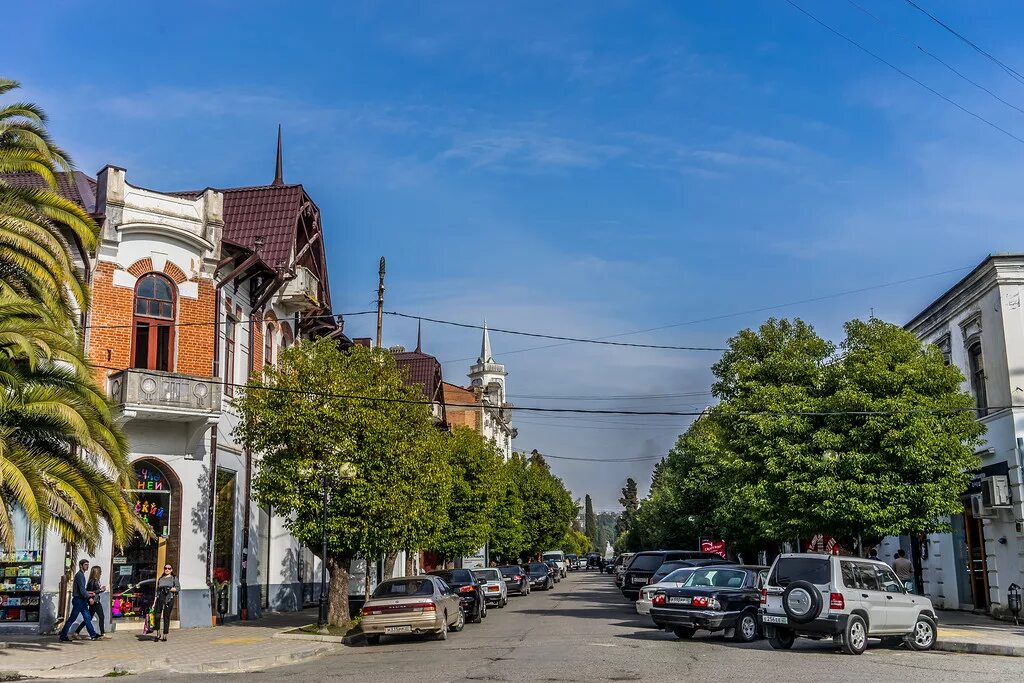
left=88, top=260, right=216, bottom=387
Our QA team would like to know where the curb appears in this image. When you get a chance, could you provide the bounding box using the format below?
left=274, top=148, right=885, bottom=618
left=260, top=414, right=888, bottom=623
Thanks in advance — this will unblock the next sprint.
left=275, top=631, right=348, bottom=644
left=935, top=639, right=1024, bottom=658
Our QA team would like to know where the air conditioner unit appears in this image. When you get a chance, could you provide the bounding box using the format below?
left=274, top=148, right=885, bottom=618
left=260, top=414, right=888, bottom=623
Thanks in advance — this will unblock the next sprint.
left=971, top=494, right=995, bottom=518
left=983, top=475, right=1012, bottom=508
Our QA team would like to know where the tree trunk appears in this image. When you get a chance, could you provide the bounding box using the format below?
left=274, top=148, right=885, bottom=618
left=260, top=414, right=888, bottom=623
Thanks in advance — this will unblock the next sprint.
left=405, top=549, right=416, bottom=576
left=383, top=551, right=399, bottom=580
left=364, top=558, right=374, bottom=600
left=326, top=553, right=352, bottom=627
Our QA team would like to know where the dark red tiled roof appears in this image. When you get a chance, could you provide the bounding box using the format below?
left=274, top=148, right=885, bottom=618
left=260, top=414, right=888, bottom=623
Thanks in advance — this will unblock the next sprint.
left=394, top=350, right=444, bottom=401
left=0, top=171, right=97, bottom=213
left=219, top=184, right=305, bottom=268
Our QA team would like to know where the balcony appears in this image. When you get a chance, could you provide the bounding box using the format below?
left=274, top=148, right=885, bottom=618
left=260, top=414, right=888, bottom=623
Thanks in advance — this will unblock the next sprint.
left=108, top=369, right=221, bottom=449
left=279, top=265, right=320, bottom=310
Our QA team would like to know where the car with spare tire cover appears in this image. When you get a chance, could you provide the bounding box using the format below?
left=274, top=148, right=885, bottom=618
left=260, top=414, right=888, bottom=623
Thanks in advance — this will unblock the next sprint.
left=759, top=553, right=938, bottom=655
left=649, top=565, right=768, bottom=643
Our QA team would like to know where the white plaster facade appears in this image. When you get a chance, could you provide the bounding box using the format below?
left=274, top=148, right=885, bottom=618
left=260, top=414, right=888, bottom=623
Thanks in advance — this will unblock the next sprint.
left=468, top=324, right=516, bottom=460
left=888, top=255, right=1024, bottom=616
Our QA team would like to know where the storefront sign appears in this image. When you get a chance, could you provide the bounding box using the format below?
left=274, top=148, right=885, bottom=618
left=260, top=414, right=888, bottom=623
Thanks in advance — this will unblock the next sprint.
left=112, top=556, right=126, bottom=564
left=118, top=565, right=133, bottom=576
left=701, top=540, right=727, bottom=559
left=966, top=461, right=1010, bottom=496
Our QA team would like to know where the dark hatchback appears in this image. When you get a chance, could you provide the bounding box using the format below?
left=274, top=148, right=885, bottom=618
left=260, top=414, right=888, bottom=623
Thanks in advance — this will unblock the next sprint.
left=622, top=551, right=728, bottom=600
left=649, top=565, right=768, bottom=642
left=428, top=569, right=486, bottom=623
left=498, top=565, right=530, bottom=595
left=526, top=562, right=554, bottom=590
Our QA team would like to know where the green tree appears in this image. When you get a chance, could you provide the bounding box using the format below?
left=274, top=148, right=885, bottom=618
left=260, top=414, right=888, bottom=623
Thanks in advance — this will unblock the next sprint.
left=488, top=454, right=528, bottom=563
left=560, top=529, right=590, bottom=556
left=584, top=494, right=597, bottom=550
left=234, top=341, right=450, bottom=625
left=595, top=511, right=618, bottom=554
left=614, top=478, right=639, bottom=539
left=428, top=427, right=504, bottom=564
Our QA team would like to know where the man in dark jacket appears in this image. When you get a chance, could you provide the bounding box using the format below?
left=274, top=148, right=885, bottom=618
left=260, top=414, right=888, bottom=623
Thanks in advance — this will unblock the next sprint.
left=59, top=559, right=99, bottom=642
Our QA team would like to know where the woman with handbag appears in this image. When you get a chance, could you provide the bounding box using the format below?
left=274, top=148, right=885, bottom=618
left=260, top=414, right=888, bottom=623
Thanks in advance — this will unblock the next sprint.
left=74, top=566, right=110, bottom=640
left=151, top=563, right=180, bottom=642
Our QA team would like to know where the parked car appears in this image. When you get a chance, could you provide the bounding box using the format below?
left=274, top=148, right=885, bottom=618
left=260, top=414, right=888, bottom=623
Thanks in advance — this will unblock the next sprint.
left=428, top=569, right=487, bottom=623
left=498, top=565, right=530, bottom=596
left=613, top=553, right=635, bottom=586
left=587, top=553, right=602, bottom=570
left=621, top=551, right=728, bottom=600
left=473, top=568, right=508, bottom=608
left=650, top=565, right=768, bottom=642
left=760, top=554, right=938, bottom=655
left=361, top=576, right=464, bottom=644
left=526, top=562, right=554, bottom=590
left=545, top=560, right=562, bottom=583
left=636, top=567, right=697, bottom=624
left=566, top=553, right=579, bottom=571
left=542, top=551, right=568, bottom=577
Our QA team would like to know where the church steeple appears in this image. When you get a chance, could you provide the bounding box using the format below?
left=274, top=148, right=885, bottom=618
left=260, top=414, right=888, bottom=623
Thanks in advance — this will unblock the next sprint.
left=479, top=321, right=494, bottom=363
left=272, top=125, right=284, bottom=186
left=415, top=319, right=422, bottom=353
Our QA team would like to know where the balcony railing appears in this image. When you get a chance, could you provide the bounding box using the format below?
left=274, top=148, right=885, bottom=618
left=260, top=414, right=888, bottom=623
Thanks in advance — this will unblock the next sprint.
left=108, top=368, right=222, bottom=419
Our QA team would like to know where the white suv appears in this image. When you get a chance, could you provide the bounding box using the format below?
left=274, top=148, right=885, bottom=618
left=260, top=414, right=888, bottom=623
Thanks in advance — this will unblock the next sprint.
left=759, top=553, right=937, bottom=655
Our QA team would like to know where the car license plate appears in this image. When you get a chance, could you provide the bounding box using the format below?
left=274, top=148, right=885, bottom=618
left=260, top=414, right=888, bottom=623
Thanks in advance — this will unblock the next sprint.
left=384, top=626, right=412, bottom=634
left=762, top=615, right=788, bottom=624
left=668, top=597, right=691, bottom=605
left=632, top=577, right=647, bottom=585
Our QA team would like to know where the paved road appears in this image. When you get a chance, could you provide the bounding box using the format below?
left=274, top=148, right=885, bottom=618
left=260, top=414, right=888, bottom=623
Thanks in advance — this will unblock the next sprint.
left=105, top=572, right=1021, bottom=682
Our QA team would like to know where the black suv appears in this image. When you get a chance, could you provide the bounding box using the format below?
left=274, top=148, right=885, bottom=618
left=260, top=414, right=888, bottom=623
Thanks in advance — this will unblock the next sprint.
left=621, top=551, right=727, bottom=600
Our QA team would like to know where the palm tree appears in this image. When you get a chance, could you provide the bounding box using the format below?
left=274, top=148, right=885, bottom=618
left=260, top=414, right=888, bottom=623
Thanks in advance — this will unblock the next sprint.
left=0, top=79, right=95, bottom=323
left=0, top=79, right=142, bottom=551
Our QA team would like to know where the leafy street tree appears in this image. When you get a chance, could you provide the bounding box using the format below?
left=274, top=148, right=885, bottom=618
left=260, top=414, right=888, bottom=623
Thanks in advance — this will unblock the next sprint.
left=0, top=79, right=138, bottom=551
left=584, top=494, right=597, bottom=550
left=428, top=427, right=505, bottom=564
left=614, top=478, right=639, bottom=540
left=234, top=341, right=450, bottom=626
left=595, top=511, right=618, bottom=554
left=488, top=455, right=528, bottom=563
left=561, top=529, right=591, bottom=556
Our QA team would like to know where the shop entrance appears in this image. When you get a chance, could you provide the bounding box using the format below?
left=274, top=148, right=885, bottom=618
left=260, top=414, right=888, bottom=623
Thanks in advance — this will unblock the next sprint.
left=961, top=502, right=990, bottom=610
left=111, top=460, right=181, bottom=623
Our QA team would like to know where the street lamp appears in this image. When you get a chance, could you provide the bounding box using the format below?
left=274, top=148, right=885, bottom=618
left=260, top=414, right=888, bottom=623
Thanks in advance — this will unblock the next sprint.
left=315, top=457, right=357, bottom=633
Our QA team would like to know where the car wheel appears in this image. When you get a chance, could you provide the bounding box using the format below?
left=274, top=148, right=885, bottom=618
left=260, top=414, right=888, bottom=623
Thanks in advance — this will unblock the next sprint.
left=673, top=627, right=696, bottom=639
left=365, top=634, right=380, bottom=646
left=435, top=616, right=449, bottom=641
left=472, top=604, right=484, bottom=624
left=452, top=608, right=465, bottom=632
left=481, top=602, right=487, bottom=619
left=841, top=614, right=868, bottom=655
left=733, top=611, right=758, bottom=643
left=781, top=581, right=823, bottom=624
left=906, top=614, right=937, bottom=651
left=767, top=627, right=795, bottom=650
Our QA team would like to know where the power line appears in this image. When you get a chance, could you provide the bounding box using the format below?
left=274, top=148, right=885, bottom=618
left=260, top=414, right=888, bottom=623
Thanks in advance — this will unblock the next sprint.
left=440, top=264, right=973, bottom=364
left=522, top=449, right=665, bottom=463
left=903, top=0, right=1024, bottom=87
left=847, top=0, right=1024, bottom=117
left=784, top=0, right=1024, bottom=145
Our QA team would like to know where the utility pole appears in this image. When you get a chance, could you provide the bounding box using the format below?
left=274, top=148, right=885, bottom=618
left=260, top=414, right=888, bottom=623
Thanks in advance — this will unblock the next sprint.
left=376, top=256, right=385, bottom=349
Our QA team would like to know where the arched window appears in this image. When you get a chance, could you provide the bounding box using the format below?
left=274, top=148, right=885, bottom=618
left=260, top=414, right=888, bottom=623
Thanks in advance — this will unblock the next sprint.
left=133, top=274, right=175, bottom=371
left=264, top=324, right=275, bottom=368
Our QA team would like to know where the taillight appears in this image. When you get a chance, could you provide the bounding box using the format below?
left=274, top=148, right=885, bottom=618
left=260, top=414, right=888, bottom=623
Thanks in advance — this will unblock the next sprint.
left=414, top=602, right=437, bottom=611
left=514, top=575, right=522, bottom=581
left=830, top=592, right=845, bottom=610
left=652, top=593, right=666, bottom=606
left=360, top=607, right=375, bottom=616
left=692, top=596, right=708, bottom=608
left=459, top=585, right=476, bottom=593
left=760, top=588, right=767, bottom=605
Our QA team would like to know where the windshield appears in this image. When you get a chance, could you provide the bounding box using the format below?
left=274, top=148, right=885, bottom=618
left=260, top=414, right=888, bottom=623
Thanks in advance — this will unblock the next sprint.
left=499, top=566, right=523, bottom=577
left=528, top=563, right=549, bottom=575
left=372, top=579, right=434, bottom=599
left=652, top=562, right=687, bottom=582
left=430, top=569, right=474, bottom=585
left=542, top=553, right=563, bottom=562
left=768, top=557, right=830, bottom=587
left=627, top=553, right=665, bottom=572
left=661, top=568, right=696, bottom=584
left=684, top=568, right=748, bottom=589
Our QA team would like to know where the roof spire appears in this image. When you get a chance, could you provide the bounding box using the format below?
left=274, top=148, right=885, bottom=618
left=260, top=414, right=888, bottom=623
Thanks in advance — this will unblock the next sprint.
left=479, top=320, right=493, bottom=363
left=272, top=124, right=284, bottom=186
left=415, top=319, right=422, bottom=353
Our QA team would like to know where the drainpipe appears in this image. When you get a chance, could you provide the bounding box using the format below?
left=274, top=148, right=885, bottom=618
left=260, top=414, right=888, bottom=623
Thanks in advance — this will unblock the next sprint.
left=240, top=305, right=256, bottom=620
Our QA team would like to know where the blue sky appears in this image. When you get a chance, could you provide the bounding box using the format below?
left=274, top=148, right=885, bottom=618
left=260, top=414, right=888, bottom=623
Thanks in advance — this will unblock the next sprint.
left=12, top=1, right=1024, bottom=509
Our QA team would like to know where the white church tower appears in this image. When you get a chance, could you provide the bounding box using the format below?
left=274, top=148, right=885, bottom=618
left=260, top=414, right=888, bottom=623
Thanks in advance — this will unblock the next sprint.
left=469, top=323, right=516, bottom=459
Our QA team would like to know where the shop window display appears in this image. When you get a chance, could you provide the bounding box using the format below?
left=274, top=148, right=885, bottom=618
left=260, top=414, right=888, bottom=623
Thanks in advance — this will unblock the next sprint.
left=0, top=507, right=42, bottom=623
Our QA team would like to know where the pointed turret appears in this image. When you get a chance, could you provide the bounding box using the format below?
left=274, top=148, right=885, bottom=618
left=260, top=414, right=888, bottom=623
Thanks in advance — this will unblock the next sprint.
left=272, top=125, right=284, bottom=186
left=479, top=321, right=494, bottom=363
left=415, top=319, right=423, bottom=353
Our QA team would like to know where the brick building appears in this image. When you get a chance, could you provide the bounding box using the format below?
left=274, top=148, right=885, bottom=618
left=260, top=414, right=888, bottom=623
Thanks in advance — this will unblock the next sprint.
left=1, top=134, right=348, bottom=632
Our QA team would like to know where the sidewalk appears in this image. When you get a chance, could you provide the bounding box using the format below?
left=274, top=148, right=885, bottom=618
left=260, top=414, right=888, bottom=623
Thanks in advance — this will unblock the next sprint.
left=935, top=609, right=1024, bottom=657
left=0, top=609, right=339, bottom=679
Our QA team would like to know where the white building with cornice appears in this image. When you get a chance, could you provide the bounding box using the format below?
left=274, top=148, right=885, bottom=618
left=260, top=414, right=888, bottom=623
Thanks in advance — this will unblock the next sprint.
left=468, top=324, right=516, bottom=459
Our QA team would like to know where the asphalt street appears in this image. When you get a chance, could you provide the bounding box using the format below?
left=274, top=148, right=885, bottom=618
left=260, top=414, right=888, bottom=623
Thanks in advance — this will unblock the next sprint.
left=94, top=572, right=1023, bottom=682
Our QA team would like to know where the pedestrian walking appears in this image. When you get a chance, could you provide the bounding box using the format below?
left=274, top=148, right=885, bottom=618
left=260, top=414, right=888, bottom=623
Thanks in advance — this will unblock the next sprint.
left=151, top=563, right=180, bottom=642
left=74, top=566, right=110, bottom=639
left=892, top=549, right=915, bottom=592
left=59, top=559, right=100, bottom=642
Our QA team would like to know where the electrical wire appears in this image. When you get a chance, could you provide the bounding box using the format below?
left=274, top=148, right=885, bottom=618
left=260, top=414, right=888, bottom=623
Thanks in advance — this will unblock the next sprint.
left=784, top=0, right=1024, bottom=145
left=847, top=0, right=1024, bottom=117
left=903, top=0, right=1024, bottom=87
